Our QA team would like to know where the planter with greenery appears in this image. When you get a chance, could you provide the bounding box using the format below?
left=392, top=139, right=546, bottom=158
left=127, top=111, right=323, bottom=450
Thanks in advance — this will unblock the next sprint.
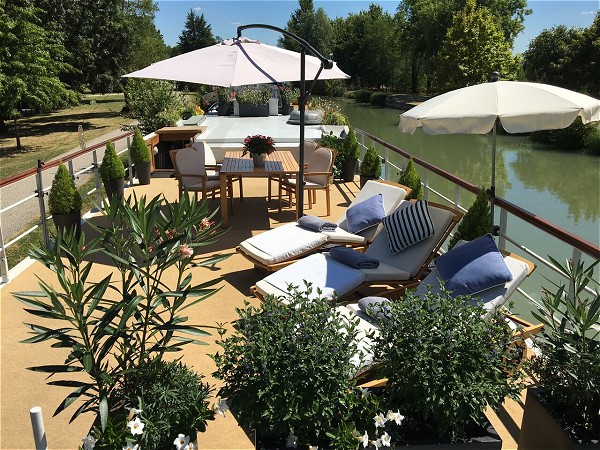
left=217, top=87, right=232, bottom=116
left=129, top=128, right=152, bottom=185
left=359, top=145, right=381, bottom=187
left=340, top=126, right=360, bottom=182
left=48, top=163, right=82, bottom=238
left=235, top=85, right=270, bottom=117
left=15, top=193, right=229, bottom=450
left=520, top=258, right=600, bottom=448
left=100, top=140, right=126, bottom=201
left=447, top=188, right=492, bottom=250
left=398, top=157, right=424, bottom=200
left=370, top=286, right=524, bottom=444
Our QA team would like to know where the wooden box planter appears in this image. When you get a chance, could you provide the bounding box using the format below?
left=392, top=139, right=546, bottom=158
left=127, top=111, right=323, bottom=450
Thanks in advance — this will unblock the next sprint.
left=519, top=388, right=598, bottom=449
left=238, top=103, right=269, bottom=117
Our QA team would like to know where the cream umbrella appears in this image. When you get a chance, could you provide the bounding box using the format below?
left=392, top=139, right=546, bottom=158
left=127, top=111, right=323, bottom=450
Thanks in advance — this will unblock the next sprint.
left=399, top=80, right=600, bottom=226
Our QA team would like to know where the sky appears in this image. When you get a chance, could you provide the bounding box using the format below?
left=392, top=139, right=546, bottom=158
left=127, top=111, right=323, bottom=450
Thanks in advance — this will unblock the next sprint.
left=154, top=0, right=599, bottom=55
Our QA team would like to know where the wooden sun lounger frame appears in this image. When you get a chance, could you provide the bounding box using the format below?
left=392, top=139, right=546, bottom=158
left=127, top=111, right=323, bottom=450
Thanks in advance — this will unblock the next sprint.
left=237, top=180, right=412, bottom=272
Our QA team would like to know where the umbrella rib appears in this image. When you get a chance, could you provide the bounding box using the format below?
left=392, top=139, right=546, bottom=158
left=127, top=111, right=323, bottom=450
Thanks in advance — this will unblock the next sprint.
left=236, top=41, right=279, bottom=85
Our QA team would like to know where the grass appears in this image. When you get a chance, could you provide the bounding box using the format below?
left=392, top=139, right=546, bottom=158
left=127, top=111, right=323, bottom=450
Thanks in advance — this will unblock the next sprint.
left=0, top=93, right=130, bottom=180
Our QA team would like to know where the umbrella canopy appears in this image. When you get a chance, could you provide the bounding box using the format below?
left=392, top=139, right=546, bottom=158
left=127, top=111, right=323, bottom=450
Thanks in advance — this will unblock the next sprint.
left=399, top=81, right=600, bottom=135
left=123, top=37, right=349, bottom=86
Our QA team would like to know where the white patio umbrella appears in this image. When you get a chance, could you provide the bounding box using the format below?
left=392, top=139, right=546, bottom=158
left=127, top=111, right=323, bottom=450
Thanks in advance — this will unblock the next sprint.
left=399, top=80, right=600, bottom=225
left=123, top=37, right=349, bottom=86
left=124, top=34, right=349, bottom=218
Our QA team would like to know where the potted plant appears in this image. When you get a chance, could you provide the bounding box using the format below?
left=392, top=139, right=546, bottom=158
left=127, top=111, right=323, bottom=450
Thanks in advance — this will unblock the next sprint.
left=235, top=85, right=270, bottom=117
left=359, top=145, right=381, bottom=187
left=129, top=128, right=152, bottom=185
left=278, top=83, right=293, bottom=115
left=242, top=134, right=275, bottom=168
left=340, top=126, right=360, bottom=182
left=99, top=140, right=126, bottom=201
left=48, top=163, right=82, bottom=238
left=398, top=157, right=424, bottom=199
left=520, top=258, right=600, bottom=448
left=447, top=188, right=492, bottom=250
left=217, top=87, right=231, bottom=116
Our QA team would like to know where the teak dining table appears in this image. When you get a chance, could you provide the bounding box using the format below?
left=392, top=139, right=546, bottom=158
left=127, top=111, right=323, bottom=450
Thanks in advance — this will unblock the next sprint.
left=219, top=150, right=299, bottom=227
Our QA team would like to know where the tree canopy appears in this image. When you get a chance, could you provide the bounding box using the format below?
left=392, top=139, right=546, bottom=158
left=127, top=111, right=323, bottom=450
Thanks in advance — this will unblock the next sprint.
left=173, top=9, right=218, bottom=56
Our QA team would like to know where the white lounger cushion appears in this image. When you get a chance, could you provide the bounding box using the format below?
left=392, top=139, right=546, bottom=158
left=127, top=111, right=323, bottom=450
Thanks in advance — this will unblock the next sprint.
left=240, top=180, right=408, bottom=266
left=255, top=253, right=365, bottom=302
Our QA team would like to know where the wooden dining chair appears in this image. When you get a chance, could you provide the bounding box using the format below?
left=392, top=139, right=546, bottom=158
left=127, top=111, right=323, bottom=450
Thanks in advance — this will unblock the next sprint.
left=169, top=147, right=234, bottom=213
left=268, top=140, right=318, bottom=202
left=277, top=147, right=337, bottom=216
left=191, top=141, right=243, bottom=202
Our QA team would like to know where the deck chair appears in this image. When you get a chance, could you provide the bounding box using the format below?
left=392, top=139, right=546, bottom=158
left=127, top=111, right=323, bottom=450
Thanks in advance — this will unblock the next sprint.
left=191, top=141, right=243, bottom=201
left=237, top=180, right=411, bottom=271
left=169, top=147, right=234, bottom=212
left=277, top=147, right=338, bottom=216
left=253, top=200, right=463, bottom=301
left=336, top=247, right=539, bottom=383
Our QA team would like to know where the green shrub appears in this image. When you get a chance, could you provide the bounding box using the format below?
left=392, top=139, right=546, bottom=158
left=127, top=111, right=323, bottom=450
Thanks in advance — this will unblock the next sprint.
left=586, top=127, right=600, bottom=155
left=529, top=258, right=600, bottom=442
left=354, top=90, right=372, bottom=103
left=324, top=79, right=346, bottom=97
left=371, top=287, right=524, bottom=439
left=213, top=287, right=367, bottom=446
left=530, top=118, right=598, bottom=149
left=359, top=146, right=381, bottom=178
left=448, top=188, right=492, bottom=250
left=320, top=131, right=345, bottom=153
left=369, top=92, right=387, bottom=107
left=99, top=141, right=126, bottom=182
left=235, top=85, right=270, bottom=105
left=48, top=163, right=82, bottom=215
left=343, top=126, right=360, bottom=160
left=397, top=157, right=423, bottom=199
left=129, top=128, right=151, bottom=163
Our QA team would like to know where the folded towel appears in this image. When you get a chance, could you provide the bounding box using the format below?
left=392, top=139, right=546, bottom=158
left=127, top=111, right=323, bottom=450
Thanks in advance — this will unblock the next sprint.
left=298, top=215, right=337, bottom=232
left=329, top=246, right=380, bottom=269
left=358, top=296, right=391, bottom=320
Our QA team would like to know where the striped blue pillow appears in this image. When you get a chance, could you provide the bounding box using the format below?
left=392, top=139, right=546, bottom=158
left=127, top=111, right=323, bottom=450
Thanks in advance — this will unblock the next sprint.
left=382, top=200, right=434, bottom=253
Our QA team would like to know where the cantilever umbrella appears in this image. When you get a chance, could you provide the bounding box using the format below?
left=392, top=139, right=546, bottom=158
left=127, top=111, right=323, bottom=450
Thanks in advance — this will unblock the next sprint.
left=124, top=35, right=349, bottom=217
left=399, top=80, right=600, bottom=225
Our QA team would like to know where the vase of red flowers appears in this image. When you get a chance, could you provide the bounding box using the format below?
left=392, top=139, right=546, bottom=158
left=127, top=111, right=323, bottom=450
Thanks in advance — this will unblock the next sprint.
left=242, top=134, right=275, bottom=168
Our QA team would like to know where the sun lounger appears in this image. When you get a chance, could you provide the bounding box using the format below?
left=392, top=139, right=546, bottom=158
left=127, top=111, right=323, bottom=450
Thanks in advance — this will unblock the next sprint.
left=253, top=200, right=463, bottom=301
left=237, top=180, right=411, bottom=271
left=337, top=246, right=538, bottom=375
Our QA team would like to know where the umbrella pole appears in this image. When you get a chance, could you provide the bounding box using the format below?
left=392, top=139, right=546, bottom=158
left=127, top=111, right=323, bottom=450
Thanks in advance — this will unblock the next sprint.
left=298, top=49, right=306, bottom=218
left=490, top=122, right=497, bottom=234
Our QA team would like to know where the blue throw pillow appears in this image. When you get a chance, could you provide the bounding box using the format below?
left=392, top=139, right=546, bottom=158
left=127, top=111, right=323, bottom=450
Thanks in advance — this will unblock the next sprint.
left=382, top=200, right=434, bottom=253
left=346, top=193, right=385, bottom=234
left=435, top=234, right=513, bottom=296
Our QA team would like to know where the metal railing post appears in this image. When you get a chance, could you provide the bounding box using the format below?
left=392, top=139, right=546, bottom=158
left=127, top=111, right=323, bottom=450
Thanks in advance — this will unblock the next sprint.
left=29, top=406, right=48, bottom=450
left=453, top=185, right=462, bottom=210
left=67, top=160, right=74, bottom=178
left=498, top=208, right=508, bottom=251
left=423, top=170, right=430, bottom=201
left=35, top=160, right=50, bottom=249
left=92, top=149, right=102, bottom=207
left=0, top=215, right=9, bottom=282
left=127, top=136, right=133, bottom=186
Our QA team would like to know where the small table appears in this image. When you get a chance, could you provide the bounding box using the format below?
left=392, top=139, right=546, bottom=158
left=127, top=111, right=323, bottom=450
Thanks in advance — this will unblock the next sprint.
left=219, top=150, right=299, bottom=227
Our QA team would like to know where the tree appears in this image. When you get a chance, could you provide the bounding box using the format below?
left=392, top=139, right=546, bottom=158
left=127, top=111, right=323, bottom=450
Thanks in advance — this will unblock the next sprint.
left=0, top=0, right=77, bottom=144
left=173, top=10, right=217, bottom=56
left=432, top=0, right=520, bottom=92
left=279, top=0, right=332, bottom=55
left=447, top=188, right=491, bottom=250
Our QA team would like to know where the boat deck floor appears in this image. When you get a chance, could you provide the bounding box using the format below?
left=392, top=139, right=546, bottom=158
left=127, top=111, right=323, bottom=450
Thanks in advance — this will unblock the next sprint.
left=1, top=175, right=530, bottom=449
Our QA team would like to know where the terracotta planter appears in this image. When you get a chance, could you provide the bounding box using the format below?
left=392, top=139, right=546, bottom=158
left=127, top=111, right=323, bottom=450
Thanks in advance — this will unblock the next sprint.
left=52, top=211, right=81, bottom=240
left=519, top=388, right=597, bottom=449
left=238, top=103, right=269, bottom=117
left=103, top=178, right=124, bottom=202
left=340, top=158, right=358, bottom=182
left=135, top=161, right=151, bottom=185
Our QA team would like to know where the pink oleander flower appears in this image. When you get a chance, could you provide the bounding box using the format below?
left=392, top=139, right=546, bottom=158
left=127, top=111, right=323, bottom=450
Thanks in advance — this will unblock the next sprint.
left=179, top=244, right=193, bottom=258
left=200, top=217, right=212, bottom=230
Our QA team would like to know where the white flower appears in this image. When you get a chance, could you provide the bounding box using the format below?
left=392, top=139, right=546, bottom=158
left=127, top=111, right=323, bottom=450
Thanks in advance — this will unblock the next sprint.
left=359, top=431, right=369, bottom=448
left=82, top=434, right=96, bottom=450
left=183, top=441, right=198, bottom=450
left=127, top=417, right=145, bottom=435
left=386, top=410, right=405, bottom=425
left=122, top=444, right=138, bottom=450
left=285, top=433, right=298, bottom=448
left=380, top=432, right=392, bottom=447
left=173, top=434, right=190, bottom=450
left=374, top=413, right=387, bottom=428
left=374, top=438, right=382, bottom=450
left=359, top=387, right=371, bottom=398
left=217, top=398, right=229, bottom=417
left=308, top=446, right=318, bottom=450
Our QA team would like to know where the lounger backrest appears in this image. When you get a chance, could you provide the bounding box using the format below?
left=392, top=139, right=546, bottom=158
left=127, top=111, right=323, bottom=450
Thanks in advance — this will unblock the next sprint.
left=175, top=147, right=207, bottom=185
left=191, top=141, right=217, bottom=165
left=412, top=254, right=531, bottom=318
left=336, top=180, right=409, bottom=242
left=365, top=201, right=458, bottom=277
left=305, top=147, right=334, bottom=186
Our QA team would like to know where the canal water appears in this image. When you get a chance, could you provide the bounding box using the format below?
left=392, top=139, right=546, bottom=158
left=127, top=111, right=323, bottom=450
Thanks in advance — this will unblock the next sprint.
left=336, top=99, right=600, bottom=320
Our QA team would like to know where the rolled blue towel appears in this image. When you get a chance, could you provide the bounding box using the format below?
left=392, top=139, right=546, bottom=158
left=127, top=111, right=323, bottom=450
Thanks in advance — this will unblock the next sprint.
left=329, top=246, right=380, bottom=269
left=298, top=215, right=337, bottom=232
left=358, top=296, right=391, bottom=320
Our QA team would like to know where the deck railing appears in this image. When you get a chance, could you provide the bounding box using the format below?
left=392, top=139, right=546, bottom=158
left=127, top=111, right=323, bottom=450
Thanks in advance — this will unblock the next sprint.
left=355, top=128, right=600, bottom=302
